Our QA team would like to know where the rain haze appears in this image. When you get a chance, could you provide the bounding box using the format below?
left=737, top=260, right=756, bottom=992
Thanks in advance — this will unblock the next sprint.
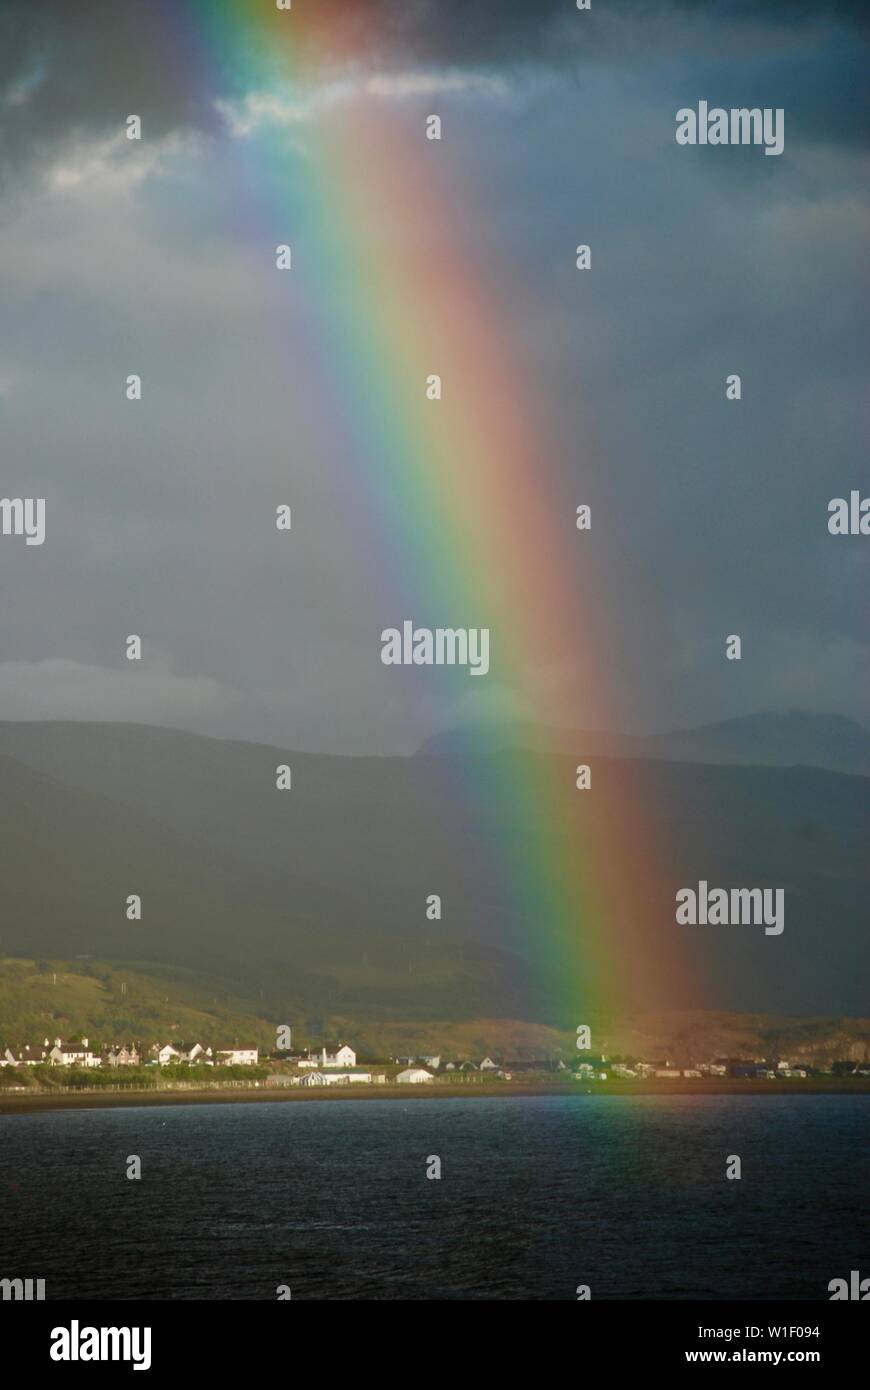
left=1, top=0, right=867, bottom=752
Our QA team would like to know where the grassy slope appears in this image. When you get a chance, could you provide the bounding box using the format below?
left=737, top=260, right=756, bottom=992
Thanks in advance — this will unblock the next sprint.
left=0, top=958, right=276, bottom=1051
left=0, top=721, right=867, bottom=1022
left=0, top=958, right=866, bottom=1066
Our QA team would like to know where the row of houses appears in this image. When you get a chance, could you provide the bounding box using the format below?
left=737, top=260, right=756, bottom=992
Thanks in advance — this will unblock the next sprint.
left=389, top=1052, right=855, bottom=1081
left=288, top=1044, right=358, bottom=1069
left=0, top=1035, right=435, bottom=1083
left=150, top=1043, right=259, bottom=1067
left=394, top=1055, right=565, bottom=1076
left=279, top=1044, right=435, bottom=1085
left=0, top=1038, right=260, bottom=1069
left=583, top=1058, right=852, bottom=1079
left=268, top=1068, right=435, bottom=1087
left=7, top=1033, right=860, bottom=1082
left=282, top=1044, right=435, bottom=1082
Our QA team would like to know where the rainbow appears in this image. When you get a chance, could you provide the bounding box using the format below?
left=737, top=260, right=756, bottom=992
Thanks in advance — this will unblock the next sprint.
left=160, top=0, right=691, bottom=1030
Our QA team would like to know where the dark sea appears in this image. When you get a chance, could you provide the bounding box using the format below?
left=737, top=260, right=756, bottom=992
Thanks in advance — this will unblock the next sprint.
left=2, top=1095, right=866, bottom=1300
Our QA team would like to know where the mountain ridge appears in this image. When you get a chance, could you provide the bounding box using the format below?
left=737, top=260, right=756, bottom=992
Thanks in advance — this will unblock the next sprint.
left=0, top=719, right=866, bottom=1021
left=417, top=710, right=870, bottom=776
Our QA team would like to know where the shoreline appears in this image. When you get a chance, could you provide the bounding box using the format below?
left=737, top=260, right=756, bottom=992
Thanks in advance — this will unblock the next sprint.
left=1, top=1077, right=868, bottom=1116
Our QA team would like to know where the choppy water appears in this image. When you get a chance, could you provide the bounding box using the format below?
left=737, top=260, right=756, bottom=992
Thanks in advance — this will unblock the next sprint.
left=2, top=1095, right=866, bottom=1299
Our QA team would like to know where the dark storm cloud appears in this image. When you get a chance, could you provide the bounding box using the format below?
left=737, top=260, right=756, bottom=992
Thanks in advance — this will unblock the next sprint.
left=357, top=0, right=869, bottom=65
left=0, top=0, right=221, bottom=178
left=2, top=0, right=867, bottom=178
left=1, top=1, right=867, bottom=749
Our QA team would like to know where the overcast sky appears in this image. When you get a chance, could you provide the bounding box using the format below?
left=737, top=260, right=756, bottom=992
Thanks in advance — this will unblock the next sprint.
left=1, top=0, right=867, bottom=752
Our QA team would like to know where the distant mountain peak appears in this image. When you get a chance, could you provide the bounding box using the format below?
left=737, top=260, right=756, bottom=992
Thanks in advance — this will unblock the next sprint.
left=417, top=710, right=870, bottom=776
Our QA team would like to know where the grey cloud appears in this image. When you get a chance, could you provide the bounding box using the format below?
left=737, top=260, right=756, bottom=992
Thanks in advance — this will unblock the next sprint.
left=0, top=3, right=866, bottom=751
left=0, top=658, right=238, bottom=724
left=0, top=0, right=220, bottom=180
left=2, top=0, right=866, bottom=181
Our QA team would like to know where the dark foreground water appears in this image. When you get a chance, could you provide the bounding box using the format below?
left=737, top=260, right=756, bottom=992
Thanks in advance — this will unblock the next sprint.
left=2, top=1095, right=866, bottom=1300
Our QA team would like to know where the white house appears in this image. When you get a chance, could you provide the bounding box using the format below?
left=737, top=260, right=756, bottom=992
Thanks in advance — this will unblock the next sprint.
left=181, top=1043, right=212, bottom=1064
left=479, top=1056, right=499, bottom=1071
left=216, top=1048, right=259, bottom=1066
left=321, top=1043, right=356, bottom=1068
left=396, top=1068, right=434, bottom=1084
left=48, top=1037, right=101, bottom=1068
left=153, top=1044, right=181, bottom=1066
left=420, top=1055, right=441, bottom=1070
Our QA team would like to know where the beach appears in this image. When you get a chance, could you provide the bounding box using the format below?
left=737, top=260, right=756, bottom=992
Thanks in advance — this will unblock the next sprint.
left=2, top=1076, right=867, bottom=1117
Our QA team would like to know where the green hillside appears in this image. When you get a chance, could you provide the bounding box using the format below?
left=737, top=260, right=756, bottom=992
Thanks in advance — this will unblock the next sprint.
left=0, top=958, right=865, bottom=1069
left=0, top=957, right=276, bottom=1052
left=0, top=721, right=867, bottom=1024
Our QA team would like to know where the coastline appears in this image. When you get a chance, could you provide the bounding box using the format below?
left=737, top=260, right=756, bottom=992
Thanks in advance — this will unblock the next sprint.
left=1, top=1077, right=868, bottom=1116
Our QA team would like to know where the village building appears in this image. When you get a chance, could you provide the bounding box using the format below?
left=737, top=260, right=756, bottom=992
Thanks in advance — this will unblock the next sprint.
left=104, top=1045, right=140, bottom=1067
left=320, top=1043, right=356, bottom=1068
left=321, top=1070, right=374, bottom=1086
left=396, top=1068, right=434, bottom=1084
left=216, top=1048, right=259, bottom=1066
left=1, top=1042, right=49, bottom=1067
left=48, top=1037, right=101, bottom=1068
left=293, top=1068, right=385, bottom=1088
